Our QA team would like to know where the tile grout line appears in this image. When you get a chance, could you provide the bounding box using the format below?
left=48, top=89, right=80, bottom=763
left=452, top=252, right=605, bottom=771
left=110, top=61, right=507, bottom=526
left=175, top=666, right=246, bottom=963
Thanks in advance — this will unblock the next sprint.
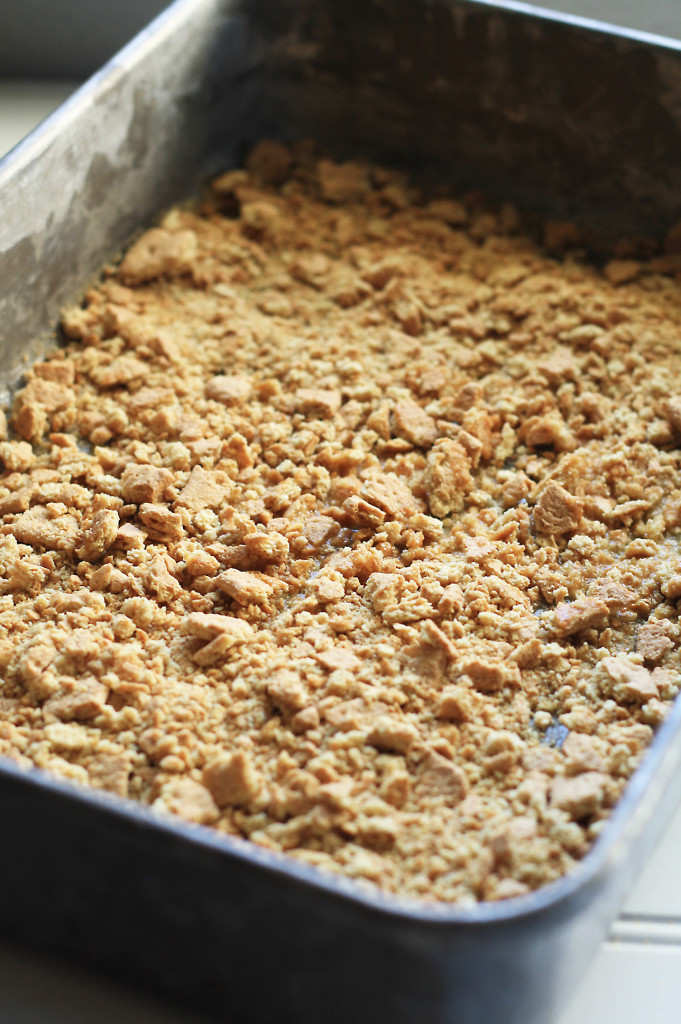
left=609, top=917, right=681, bottom=945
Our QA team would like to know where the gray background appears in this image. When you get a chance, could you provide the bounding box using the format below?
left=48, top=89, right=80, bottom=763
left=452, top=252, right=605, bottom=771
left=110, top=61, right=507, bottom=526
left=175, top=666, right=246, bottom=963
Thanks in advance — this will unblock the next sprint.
left=524, top=0, right=681, bottom=37
left=0, top=1, right=169, bottom=77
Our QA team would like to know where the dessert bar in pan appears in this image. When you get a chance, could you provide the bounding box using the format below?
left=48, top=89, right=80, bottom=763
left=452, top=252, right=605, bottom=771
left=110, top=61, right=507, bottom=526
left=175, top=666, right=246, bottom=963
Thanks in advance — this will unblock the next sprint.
left=2, top=1, right=681, bottom=1022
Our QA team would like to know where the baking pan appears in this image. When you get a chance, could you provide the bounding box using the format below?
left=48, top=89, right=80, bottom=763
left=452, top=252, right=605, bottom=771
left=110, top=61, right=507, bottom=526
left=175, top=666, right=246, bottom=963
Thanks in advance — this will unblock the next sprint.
left=3, top=1, right=681, bottom=1022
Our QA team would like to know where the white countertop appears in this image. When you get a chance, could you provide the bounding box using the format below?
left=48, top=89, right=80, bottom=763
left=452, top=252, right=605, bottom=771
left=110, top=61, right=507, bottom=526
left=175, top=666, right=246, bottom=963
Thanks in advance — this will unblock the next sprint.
left=3, top=48, right=681, bottom=1020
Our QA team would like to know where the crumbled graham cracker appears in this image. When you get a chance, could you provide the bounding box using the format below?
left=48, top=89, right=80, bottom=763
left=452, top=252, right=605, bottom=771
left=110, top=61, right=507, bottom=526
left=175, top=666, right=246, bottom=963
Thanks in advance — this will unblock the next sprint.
left=1, top=144, right=681, bottom=904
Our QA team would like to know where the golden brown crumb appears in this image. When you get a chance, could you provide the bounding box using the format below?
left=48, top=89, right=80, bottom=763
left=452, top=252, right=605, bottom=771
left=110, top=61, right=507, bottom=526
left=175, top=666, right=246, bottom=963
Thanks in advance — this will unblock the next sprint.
left=1, top=144, right=680, bottom=905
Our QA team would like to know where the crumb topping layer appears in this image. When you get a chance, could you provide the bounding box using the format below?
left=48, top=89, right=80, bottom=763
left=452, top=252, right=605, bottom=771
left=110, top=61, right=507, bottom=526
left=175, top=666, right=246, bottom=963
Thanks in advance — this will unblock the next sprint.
left=1, top=140, right=681, bottom=903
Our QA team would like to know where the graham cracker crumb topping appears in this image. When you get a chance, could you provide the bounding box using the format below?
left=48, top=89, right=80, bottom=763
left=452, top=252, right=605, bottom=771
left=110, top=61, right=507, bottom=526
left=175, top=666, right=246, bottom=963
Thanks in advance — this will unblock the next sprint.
left=2, top=140, right=681, bottom=903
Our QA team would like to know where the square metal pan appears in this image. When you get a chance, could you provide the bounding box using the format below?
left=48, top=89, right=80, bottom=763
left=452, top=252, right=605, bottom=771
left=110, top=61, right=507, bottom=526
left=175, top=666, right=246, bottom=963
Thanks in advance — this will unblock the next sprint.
left=3, top=2, right=681, bottom=1021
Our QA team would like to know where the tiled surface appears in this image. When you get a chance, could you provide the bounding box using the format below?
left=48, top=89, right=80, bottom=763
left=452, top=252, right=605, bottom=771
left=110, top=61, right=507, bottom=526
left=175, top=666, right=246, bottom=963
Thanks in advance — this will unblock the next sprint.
left=4, top=33, right=681, bottom=1019
left=622, top=803, right=681, bottom=919
left=560, top=943, right=681, bottom=1024
left=556, top=803, right=681, bottom=1023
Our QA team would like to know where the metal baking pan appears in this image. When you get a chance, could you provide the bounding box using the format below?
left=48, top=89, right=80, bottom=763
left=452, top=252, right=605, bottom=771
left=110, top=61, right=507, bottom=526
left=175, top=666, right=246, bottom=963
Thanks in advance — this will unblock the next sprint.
left=3, top=1, right=681, bottom=1021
